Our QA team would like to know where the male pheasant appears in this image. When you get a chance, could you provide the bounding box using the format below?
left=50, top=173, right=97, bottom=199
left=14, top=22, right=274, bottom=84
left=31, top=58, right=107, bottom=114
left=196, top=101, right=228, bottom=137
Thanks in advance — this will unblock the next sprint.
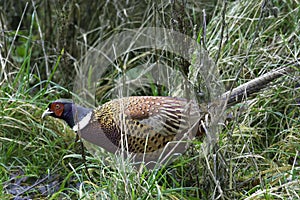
left=42, top=96, right=202, bottom=166
left=42, top=64, right=297, bottom=166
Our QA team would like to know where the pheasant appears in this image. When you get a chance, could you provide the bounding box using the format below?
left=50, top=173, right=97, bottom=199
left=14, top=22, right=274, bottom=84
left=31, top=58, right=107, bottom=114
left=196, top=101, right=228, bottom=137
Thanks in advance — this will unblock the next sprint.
left=42, top=96, right=202, bottom=166
left=42, top=64, right=297, bottom=166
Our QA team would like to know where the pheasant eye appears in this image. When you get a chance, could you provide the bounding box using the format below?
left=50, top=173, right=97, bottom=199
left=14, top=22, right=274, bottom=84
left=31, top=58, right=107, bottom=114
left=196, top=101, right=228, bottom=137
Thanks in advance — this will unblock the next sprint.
left=55, top=104, right=60, bottom=109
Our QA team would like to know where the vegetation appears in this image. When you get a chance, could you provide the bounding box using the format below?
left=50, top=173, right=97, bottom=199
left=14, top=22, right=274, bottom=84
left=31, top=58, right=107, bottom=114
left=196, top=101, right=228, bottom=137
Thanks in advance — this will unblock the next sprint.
left=0, top=0, right=299, bottom=199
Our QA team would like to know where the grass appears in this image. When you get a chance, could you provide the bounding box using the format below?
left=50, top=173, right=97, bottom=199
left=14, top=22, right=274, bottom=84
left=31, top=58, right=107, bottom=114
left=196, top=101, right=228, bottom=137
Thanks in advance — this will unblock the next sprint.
left=0, top=0, right=299, bottom=199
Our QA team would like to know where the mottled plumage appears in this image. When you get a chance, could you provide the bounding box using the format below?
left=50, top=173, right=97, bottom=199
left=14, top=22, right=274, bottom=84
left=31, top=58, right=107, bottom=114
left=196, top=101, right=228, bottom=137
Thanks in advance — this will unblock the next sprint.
left=90, top=96, right=201, bottom=153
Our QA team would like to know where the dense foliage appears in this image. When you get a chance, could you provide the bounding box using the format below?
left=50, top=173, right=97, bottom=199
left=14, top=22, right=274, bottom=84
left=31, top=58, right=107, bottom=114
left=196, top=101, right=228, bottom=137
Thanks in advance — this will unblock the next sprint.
left=0, top=0, right=299, bottom=199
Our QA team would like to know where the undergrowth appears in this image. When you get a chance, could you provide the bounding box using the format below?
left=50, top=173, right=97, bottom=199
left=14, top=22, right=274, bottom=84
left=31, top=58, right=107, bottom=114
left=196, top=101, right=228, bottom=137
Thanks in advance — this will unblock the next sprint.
left=0, top=0, right=299, bottom=199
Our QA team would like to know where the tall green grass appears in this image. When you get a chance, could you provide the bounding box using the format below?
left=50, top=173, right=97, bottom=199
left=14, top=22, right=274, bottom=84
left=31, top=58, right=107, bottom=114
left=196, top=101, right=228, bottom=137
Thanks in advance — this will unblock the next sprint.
left=0, top=0, right=299, bottom=199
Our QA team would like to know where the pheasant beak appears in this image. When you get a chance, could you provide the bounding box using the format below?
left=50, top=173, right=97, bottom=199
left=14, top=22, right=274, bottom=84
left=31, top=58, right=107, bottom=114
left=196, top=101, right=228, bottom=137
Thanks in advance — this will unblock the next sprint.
left=41, top=108, right=53, bottom=119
